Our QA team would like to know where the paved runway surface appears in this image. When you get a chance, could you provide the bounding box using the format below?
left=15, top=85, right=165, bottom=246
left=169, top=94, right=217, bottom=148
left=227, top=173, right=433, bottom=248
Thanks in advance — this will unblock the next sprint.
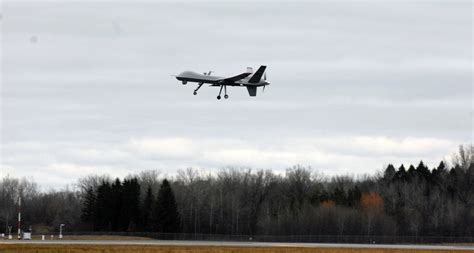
left=1, top=240, right=474, bottom=251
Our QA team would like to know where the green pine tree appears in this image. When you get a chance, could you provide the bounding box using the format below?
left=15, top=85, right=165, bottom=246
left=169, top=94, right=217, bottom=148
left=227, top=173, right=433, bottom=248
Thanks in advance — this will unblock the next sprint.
left=383, top=164, right=396, bottom=183
left=395, top=164, right=407, bottom=181
left=95, top=181, right=112, bottom=231
left=407, top=164, right=417, bottom=180
left=81, top=186, right=96, bottom=227
left=119, top=178, right=140, bottom=231
left=416, top=160, right=431, bottom=181
left=141, top=185, right=154, bottom=231
left=111, top=178, right=123, bottom=231
left=347, top=186, right=361, bottom=207
left=332, top=187, right=346, bottom=206
left=153, top=179, right=180, bottom=233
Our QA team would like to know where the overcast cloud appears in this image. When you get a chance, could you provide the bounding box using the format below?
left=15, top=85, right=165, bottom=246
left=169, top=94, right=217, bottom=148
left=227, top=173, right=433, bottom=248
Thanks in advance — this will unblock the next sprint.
left=1, top=1, right=472, bottom=189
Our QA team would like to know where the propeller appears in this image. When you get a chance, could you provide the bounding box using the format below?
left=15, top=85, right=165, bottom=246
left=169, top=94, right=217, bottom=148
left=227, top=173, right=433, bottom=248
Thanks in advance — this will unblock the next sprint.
left=262, top=71, right=267, bottom=92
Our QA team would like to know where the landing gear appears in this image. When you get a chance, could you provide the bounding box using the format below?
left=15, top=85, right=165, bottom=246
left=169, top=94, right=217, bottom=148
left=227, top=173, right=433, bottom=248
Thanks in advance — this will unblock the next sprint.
left=182, top=81, right=187, bottom=85
left=217, top=85, right=224, bottom=100
left=193, top=82, right=203, bottom=95
left=217, top=85, right=229, bottom=100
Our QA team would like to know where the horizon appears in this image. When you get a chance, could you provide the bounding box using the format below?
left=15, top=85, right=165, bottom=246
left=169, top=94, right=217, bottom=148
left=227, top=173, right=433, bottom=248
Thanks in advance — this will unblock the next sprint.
left=1, top=156, right=464, bottom=192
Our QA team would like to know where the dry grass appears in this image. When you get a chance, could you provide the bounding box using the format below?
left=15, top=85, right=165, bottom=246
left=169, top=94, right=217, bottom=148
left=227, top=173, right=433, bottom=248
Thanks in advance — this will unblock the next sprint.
left=29, top=235, right=153, bottom=241
left=0, top=244, right=472, bottom=253
left=439, top=243, right=474, bottom=246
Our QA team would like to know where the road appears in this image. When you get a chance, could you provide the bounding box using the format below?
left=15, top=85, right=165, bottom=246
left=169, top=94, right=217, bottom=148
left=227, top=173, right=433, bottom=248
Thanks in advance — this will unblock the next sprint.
left=1, top=240, right=474, bottom=251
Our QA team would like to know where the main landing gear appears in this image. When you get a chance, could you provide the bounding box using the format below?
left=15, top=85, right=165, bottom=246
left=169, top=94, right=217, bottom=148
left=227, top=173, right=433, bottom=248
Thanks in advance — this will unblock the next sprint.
left=217, top=85, right=229, bottom=100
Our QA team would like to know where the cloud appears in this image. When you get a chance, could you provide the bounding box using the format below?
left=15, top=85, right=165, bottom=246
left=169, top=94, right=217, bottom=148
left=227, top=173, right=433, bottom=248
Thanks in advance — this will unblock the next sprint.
left=1, top=135, right=458, bottom=188
left=1, top=1, right=471, bottom=189
left=129, top=137, right=196, bottom=158
left=292, top=136, right=456, bottom=157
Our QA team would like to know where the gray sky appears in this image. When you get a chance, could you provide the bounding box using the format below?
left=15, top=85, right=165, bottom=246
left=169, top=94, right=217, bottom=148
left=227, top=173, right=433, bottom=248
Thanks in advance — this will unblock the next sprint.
left=1, top=1, right=472, bottom=189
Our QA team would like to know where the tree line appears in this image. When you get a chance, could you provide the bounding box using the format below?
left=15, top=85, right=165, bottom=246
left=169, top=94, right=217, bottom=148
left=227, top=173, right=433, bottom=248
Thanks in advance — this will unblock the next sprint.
left=0, top=145, right=472, bottom=238
left=81, top=178, right=180, bottom=232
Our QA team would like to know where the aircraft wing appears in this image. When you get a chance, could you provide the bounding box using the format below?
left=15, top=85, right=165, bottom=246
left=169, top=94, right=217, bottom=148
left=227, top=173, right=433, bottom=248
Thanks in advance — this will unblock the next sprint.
left=220, top=72, right=252, bottom=82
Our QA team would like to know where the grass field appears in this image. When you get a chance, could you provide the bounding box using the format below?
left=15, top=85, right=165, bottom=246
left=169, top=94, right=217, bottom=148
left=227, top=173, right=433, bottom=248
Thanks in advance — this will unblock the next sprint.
left=0, top=244, right=472, bottom=253
left=28, top=235, right=153, bottom=241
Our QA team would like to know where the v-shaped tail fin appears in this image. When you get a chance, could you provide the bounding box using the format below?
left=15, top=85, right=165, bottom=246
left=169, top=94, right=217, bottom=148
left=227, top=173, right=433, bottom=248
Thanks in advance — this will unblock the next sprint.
left=248, top=65, right=266, bottom=83
left=246, top=86, right=257, bottom=96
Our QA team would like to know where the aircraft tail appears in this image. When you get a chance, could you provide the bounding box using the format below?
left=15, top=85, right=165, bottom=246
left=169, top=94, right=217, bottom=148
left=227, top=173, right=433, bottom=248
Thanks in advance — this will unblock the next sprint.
left=248, top=65, right=266, bottom=83
left=246, top=86, right=257, bottom=97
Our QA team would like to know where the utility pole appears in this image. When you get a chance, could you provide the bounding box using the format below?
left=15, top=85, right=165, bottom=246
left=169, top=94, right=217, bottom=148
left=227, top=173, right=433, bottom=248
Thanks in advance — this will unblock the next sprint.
left=17, top=195, right=21, bottom=240
left=8, top=226, right=12, bottom=239
left=59, top=224, right=65, bottom=239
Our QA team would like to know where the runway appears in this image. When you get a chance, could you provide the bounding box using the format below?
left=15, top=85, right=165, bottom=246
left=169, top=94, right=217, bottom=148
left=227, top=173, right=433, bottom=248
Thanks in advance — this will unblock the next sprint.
left=1, top=240, right=473, bottom=251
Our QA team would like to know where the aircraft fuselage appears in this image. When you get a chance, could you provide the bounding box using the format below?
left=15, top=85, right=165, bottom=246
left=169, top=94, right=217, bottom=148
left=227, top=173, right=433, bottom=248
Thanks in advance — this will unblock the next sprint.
left=175, top=65, right=269, bottom=99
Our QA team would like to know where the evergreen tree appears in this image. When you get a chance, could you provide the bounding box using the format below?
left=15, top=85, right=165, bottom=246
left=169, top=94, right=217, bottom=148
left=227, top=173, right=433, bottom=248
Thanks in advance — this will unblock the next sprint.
left=395, top=164, right=407, bottom=181
left=81, top=187, right=97, bottom=229
left=153, top=179, right=181, bottom=233
left=407, top=164, right=417, bottom=180
left=416, top=161, right=431, bottom=181
left=130, top=178, right=141, bottom=230
left=120, top=178, right=141, bottom=231
left=437, top=161, right=446, bottom=171
left=432, top=161, right=447, bottom=187
left=447, top=165, right=459, bottom=197
left=383, top=164, right=396, bottom=183
left=332, top=187, right=346, bottom=206
left=95, top=181, right=112, bottom=231
left=110, top=178, right=122, bottom=231
left=347, top=186, right=361, bottom=207
left=141, top=185, right=154, bottom=231
left=81, top=186, right=96, bottom=226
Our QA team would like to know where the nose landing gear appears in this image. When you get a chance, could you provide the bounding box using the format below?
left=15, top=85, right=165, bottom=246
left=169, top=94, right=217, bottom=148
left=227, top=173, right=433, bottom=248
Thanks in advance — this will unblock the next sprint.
left=193, top=82, right=203, bottom=95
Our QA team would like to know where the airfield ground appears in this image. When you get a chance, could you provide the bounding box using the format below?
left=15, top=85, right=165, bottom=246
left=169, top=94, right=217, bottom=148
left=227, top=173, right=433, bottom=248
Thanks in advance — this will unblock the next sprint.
left=1, top=240, right=474, bottom=253
left=28, top=235, right=153, bottom=241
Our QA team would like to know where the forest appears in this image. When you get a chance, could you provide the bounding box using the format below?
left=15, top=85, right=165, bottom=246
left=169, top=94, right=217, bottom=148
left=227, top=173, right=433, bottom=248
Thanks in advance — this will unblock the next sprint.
left=1, top=145, right=473, bottom=239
